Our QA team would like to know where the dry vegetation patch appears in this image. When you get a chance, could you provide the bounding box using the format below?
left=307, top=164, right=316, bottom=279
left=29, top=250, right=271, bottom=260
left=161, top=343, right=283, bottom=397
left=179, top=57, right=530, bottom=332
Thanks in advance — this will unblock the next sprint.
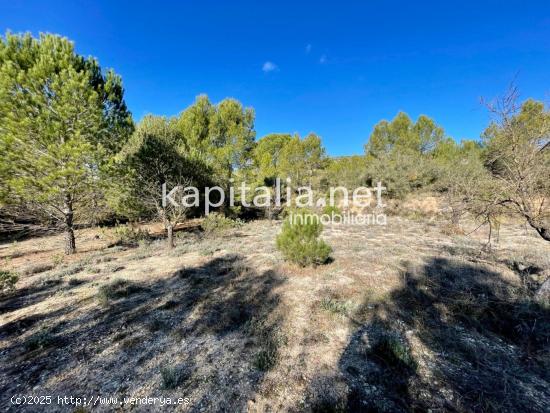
left=1, top=217, right=549, bottom=412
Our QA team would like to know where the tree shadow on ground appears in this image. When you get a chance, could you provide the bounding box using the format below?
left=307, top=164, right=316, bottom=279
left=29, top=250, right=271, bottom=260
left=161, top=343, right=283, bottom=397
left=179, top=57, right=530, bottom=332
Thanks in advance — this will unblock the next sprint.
left=0, top=280, right=62, bottom=314
left=307, top=257, right=549, bottom=412
left=0, top=254, right=286, bottom=412
left=0, top=276, right=89, bottom=314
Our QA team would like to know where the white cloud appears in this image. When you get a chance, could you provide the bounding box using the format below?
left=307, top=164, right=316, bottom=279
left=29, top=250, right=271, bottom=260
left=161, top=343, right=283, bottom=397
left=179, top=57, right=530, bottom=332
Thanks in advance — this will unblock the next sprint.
left=319, top=54, right=327, bottom=64
left=305, top=44, right=312, bottom=54
left=262, top=61, right=278, bottom=73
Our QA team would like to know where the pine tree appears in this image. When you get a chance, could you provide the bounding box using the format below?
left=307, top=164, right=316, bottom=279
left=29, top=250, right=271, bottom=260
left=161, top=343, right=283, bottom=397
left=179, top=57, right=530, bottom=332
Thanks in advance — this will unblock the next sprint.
left=0, top=32, right=132, bottom=253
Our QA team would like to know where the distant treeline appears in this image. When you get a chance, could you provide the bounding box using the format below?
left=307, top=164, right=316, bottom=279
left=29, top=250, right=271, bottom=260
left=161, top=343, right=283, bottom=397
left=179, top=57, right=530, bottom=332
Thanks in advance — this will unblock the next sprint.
left=1, top=32, right=549, bottom=253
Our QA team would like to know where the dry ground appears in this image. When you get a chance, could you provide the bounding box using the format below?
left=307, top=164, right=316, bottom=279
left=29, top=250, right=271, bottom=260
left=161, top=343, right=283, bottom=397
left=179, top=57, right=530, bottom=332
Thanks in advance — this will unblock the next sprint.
left=0, top=215, right=549, bottom=412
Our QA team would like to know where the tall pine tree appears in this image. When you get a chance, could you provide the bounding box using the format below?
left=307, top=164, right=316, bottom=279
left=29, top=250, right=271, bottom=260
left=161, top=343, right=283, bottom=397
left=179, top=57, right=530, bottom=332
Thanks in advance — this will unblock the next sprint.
left=0, top=33, right=133, bottom=253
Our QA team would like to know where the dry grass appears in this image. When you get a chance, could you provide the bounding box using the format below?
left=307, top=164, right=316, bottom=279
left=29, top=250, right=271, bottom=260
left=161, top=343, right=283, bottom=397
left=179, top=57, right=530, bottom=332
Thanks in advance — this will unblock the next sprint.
left=0, top=215, right=549, bottom=412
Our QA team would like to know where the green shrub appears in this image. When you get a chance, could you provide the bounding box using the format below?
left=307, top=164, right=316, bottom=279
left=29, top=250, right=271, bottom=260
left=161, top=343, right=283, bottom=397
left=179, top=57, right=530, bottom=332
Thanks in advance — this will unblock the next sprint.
left=201, top=212, right=242, bottom=234
left=0, top=270, right=18, bottom=292
left=319, top=297, right=350, bottom=316
left=160, top=365, right=186, bottom=389
left=113, top=224, right=151, bottom=245
left=51, top=253, right=65, bottom=267
left=322, top=205, right=342, bottom=216
left=370, top=333, right=417, bottom=372
left=254, top=344, right=278, bottom=371
left=276, top=214, right=332, bottom=266
left=366, top=150, right=438, bottom=199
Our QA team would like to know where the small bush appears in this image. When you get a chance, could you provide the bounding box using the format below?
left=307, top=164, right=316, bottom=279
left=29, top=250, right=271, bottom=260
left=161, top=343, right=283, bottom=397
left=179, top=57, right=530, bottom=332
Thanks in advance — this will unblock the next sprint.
left=67, top=278, right=84, bottom=286
left=160, top=365, right=186, bottom=389
left=113, top=224, right=151, bottom=245
left=370, top=333, right=417, bottom=373
left=25, top=327, right=56, bottom=351
left=54, top=263, right=84, bottom=277
left=147, top=316, right=171, bottom=332
left=201, top=213, right=242, bottom=235
left=0, top=270, right=18, bottom=292
left=97, top=279, right=142, bottom=304
left=169, top=243, right=191, bottom=257
left=105, top=264, right=125, bottom=273
left=319, top=297, right=350, bottom=316
left=254, top=344, right=278, bottom=371
left=253, top=328, right=286, bottom=371
left=37, top=276, right=62, bottom=288
left=22, top=263, right=54, bottom=276
left=246, top=316, right=287, bottom=371
left=51, top=253, right=65, bottom=267
left=93, top=255, right=115, bottom=264
left=322, top=205, right=342, bottom=216
left=276, top=214, right=332, bottom=266
left=440, top=222, right=465, bottom=236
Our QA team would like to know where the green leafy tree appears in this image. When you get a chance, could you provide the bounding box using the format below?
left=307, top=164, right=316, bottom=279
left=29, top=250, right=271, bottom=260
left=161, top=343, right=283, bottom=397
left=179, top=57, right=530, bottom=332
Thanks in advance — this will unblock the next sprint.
left=175, top=95, right=255, bottom=212
left=251, top=133, right=293, bottom=218
left=365, top=112, right=444, bottom=158
left=279, top=133, right=327, bottom=188
left=176, top=95, right=255, bottom=183
left=366, top=151, right=438, bottom=198
left=253, top=133, right=293, bottom=184
left=176, top=94, right=214, bottom=158
left=324, top=155, right=367, bottom=189
left=0, top=32, right=132, bottom=254
left=364, top=113, right=446, bottom=198
left=116, top=115, right=214, bottom=249
left=209, top=98, right=256, bottom=181
left=432, top=137, right=461, bottom=163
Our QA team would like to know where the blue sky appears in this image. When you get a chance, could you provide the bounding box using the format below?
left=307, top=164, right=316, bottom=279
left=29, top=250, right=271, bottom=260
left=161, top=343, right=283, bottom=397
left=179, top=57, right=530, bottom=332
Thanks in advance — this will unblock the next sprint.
left=2, top=0, right=550, bottom=156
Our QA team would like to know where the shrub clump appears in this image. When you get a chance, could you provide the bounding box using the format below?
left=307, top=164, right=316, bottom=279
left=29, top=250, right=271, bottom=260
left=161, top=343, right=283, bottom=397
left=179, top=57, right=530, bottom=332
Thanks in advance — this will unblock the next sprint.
left=160, top=365, right=188, bottom=389
left=25, top=327, right=56, bottom=351
left=320, top=297, right=351, bottom=316
left=247, top=316, right=287, bottom=371
left=201, top=212, right=242, bottom=235
left=276, top=213, right=332, bottom=266
left=22, top=263, right=54, bottom=276
left=322, top=205, right=342, bottom=217
left=54, top=262, right=84, bottom=277
left=113, top=224, right=151, bottom=246
left=370, top=333, right=417, bottom=373
left=97, top=278, right=142, bottom=304
left=0, top=270, right=19, bottom=293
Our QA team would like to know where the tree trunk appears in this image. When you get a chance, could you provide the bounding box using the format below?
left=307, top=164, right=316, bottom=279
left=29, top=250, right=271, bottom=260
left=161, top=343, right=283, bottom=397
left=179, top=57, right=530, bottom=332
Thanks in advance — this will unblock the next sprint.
left=167, top=224, right=174, bottom=250
left=63, top=194, right=76, bottom=254
left=266, top=202, right=273, bottom=223
left=65, top=227, right=76, bottom=255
